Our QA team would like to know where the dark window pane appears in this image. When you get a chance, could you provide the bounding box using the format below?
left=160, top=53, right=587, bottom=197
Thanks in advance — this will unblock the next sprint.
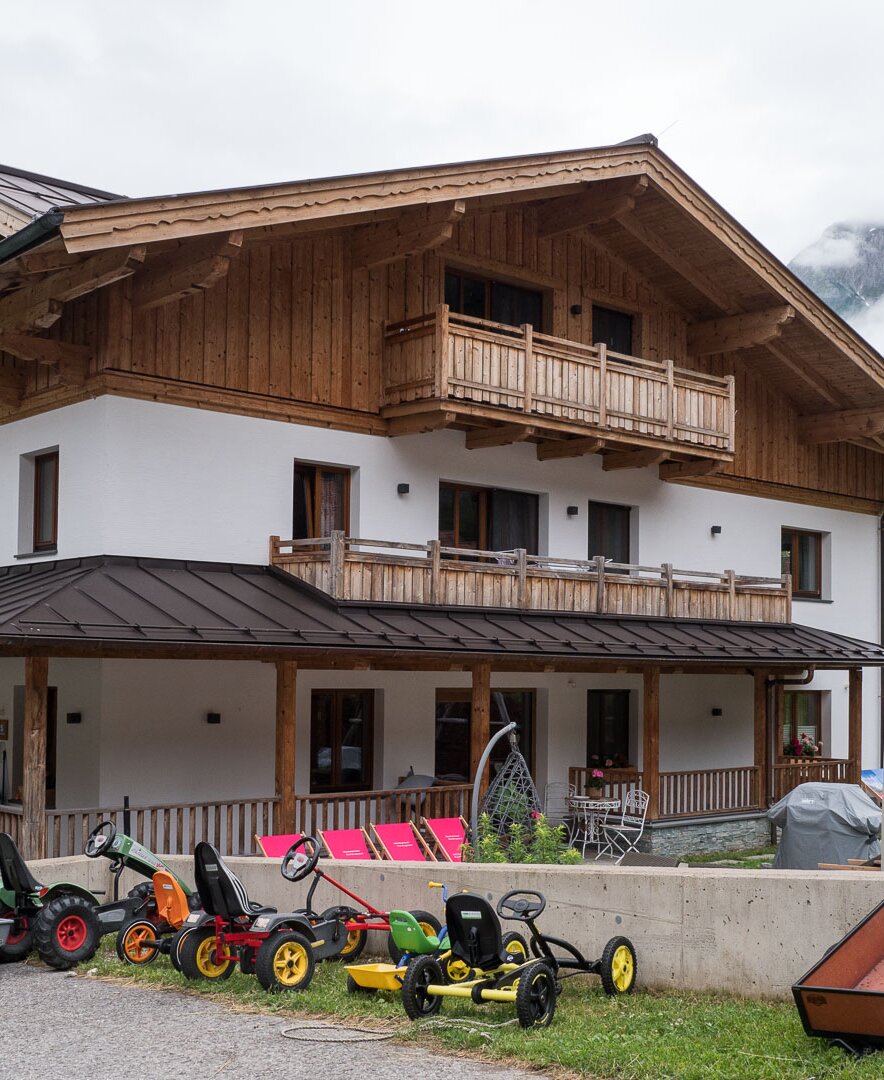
left=587, top=690, right=630, bottom=764
left=434, top=690, right=534, bottom=782
left=461, top=275, right=486, bottom=318
left=310, top=692, right=334, bottom=790
left=489, top=691, right=533, bottom=774
left=781, top=528, right=822, bottom=597
left=439, top=485, right=456, bottom=545
left=310, top=690, right=373, bottom=793
left=434, top=698, right=471, bottom=780
left=588, top=501, right=630, bottom=564
left=458, top=489, right=481, bottom=548
left=293, top=466, right=312, bottom=539
left=592, top=306, right=633, bottom=354
left=318, top=470, right=346, bottom=534
left=796, top=533, right=819, bottom=594
left=33, top=452, right=58, bottom=550
left=488, top=489, right=538, bottom=553
left=444, top=270, right=460, bottom=311
left=490, top=281, right=543, bottom=329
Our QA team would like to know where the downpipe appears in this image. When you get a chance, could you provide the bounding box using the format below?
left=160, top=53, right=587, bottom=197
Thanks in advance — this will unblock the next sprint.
left=765, top=668, right=815, bottom=844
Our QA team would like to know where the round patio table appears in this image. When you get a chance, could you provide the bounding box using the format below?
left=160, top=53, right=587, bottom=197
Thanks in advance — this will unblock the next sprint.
left=568, top=795, right=621, bottom=856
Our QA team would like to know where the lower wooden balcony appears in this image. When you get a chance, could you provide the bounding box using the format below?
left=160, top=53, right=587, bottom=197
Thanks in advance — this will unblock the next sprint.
left=271, top=533, right=792, bottom=622
left=382, top=305, right=735, bottom=461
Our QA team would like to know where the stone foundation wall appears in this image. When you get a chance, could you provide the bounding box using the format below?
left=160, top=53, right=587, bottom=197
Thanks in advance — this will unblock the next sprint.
left=647, top=815, right=772, bottom=858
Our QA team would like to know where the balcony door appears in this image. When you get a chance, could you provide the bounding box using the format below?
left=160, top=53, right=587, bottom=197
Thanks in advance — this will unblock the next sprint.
left=592, top=305, right=634, bottom=355
left=444, top=268, right=544, bottom=330
left=310, top=690, right=374, bottom=793
left=588, top=501, right=631, bottom=565
left=439, top=483, right=538, bottom=554
left=587, top=689, right=630, bottom=767
left=435, top=689, right=535, bottom=782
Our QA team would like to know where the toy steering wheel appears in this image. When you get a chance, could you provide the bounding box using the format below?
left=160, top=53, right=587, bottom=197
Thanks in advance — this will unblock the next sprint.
left=497, top=889, right=546, bottom=921
left=85, top=820, right=117, bottom=859
left=280, top=836, right=320, bottom=882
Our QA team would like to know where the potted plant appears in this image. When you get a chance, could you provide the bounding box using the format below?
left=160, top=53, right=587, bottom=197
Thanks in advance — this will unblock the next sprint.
left=588, top=767, right=605, bottom=798
left=783, top=733, right=823, bottom=761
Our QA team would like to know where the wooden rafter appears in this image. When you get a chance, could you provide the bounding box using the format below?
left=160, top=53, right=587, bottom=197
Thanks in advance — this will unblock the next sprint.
left=536, top=436, right=605, bottom=461
left=351, top=201, right=466, bottom=269
left=798, top=405, right=884, bottom=445
left=613, top=212, right=739, bottom=315
left=465, top=424, right=535, bottom=450
left=535, top=177, right=648, bottom=238
left=688, top=306, right=796, bottom=355
left=0, top=332, right=91, bottom=387
left=764, top=341, right=851, bottom=409
left=602, top=448, right=669, bottom=471
left=132, top=232, right=243, bottom=311
left=659, top=459, right=725, bottom=481
left=0, top=365, right=25, bottom=406
left=387, top=409, right=456, bottom=437
left=0, top=247, right=146, bottom=331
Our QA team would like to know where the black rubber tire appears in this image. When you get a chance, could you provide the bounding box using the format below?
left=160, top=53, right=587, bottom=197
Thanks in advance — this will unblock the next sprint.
left=599, top=936, right=637, bottom=996
left=387, top=909, right=441, bottom=963
left=0, top=924, right=33, bottom=963
left=255, top=930, right=316, bottom=992
left=34, top=895, right=100, bottom=971
left=116, top=919, right=160, bottom=966
left=320, top=908, right=367, bottom=962
left=346, top=973, right=377, bottom=994
left=515, top=960, right=557, bottom=1028
left=169, top=927, right=191, bottom=972
left=239, top=945, right=257, bottom=975
left=501, top=931, right=529, bottom=962
left=401, top=955, right=444, bottom=1020
left=179, top=926, right=235, bottom=981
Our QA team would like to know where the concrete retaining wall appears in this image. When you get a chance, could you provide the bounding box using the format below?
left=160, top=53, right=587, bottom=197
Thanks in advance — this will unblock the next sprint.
left=51, top=855, right=884, bottom=1002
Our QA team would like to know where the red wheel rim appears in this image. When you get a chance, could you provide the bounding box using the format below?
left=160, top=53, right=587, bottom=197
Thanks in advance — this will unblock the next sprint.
left=56, top=915, right=88, bottom=951
left=5, top=926, right=28, bottom=945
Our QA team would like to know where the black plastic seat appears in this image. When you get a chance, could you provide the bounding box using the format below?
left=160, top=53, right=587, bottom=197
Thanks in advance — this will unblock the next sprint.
left=193, top=842, right=276, bottom=920
left=0, top=832, right=43, bottom=901
left=445, top=893, right=510, bottom=970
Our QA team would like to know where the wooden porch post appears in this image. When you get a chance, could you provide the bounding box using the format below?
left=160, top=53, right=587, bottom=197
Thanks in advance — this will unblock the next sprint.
left=21, top=656, right=48, bottom=860
left=470, top=662, right=492, bottom=794
left=848, top=667, right=862, bottom=784
left=753, top=671, right=769, bottom=808
left=642, top=667, right=660, bottom=820
left=275, top=661, right=297, bottom=833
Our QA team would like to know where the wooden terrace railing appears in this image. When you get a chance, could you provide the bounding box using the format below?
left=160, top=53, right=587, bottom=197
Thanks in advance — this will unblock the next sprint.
left=772, top=758, right=853, bottom=801
left=293, top=783, right=471, bottom=837
left=659, top=767, right=760, bottom=819
left=383, top=306, right=735, bottom=455
left=272, top=533, right=792, bottom=622
left=0, top=802, right=22, bottom=844
left=569, top=768, right=644, bottom=806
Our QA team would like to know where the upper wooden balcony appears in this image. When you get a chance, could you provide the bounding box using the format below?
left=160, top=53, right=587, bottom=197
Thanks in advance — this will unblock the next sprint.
left=382, top=306, right=735, bottom=462
left=271, top=534, right=791, bottom=623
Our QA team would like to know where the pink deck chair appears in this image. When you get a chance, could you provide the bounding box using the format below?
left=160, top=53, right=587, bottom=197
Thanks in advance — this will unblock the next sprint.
left=255, top=833, right=302, bottom=858
left=318, top=827, right=380, bottom=860
left=422, top=816, right=468, bottom=862
left=370, top=821, right=436, bottom=861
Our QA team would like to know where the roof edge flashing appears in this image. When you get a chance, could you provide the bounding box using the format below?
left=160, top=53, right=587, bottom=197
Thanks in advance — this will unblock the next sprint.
left=0, top=209, right=64, bottom=265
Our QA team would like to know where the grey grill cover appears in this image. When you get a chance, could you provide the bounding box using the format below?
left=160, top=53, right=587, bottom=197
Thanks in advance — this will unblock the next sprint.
left=767, top=783, right=881, bottom=869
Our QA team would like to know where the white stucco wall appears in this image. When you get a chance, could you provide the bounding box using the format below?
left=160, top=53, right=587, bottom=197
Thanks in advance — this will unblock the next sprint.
left=0, top=396, right=881, bottom=785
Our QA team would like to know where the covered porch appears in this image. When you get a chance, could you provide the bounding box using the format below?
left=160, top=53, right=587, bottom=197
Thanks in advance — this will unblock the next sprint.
left=0, top=556, right=879, bottom=859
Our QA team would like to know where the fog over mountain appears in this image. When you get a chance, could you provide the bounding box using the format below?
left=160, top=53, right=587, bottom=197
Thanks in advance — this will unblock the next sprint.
left=790, top=222, right=884, bottom=352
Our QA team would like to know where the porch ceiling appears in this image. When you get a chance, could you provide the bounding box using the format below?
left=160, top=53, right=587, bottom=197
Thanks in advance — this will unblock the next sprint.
left=0, top=555, right=882, bottom=669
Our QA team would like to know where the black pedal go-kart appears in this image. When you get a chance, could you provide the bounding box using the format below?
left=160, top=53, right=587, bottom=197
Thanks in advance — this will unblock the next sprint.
left=176, top=838, right=353, bottom=991
left=401, top=889, right=637, bottom=1028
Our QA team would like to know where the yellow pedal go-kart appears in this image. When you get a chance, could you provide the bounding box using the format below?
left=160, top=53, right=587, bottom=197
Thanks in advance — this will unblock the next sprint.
left=400, top=889, right=636, bottom=1028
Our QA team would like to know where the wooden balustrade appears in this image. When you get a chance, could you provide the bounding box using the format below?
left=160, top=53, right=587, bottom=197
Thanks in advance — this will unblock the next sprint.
left=568, top=768, right=644, bottom=805
left=383, top=306, right=735, bottom=455
left=272, top=534, right=791, bottom=622
left=772, top=759, right=852, bottom=801
left=0, top=802, right=23, bottom=845
left=293, top=783, right=471, bottom=838
left=659, top=767, right=761, bottom=819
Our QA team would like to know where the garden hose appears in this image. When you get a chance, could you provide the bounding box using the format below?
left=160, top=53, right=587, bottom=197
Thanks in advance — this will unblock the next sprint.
left=279, top=1024, right=394, bottom=1043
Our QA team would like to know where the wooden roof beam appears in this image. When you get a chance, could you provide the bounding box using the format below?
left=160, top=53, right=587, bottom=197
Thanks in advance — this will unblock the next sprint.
left=535, top=177, right=648, bottom=238
left=0, top=247, right=146, bottom=331
left=132, top=232, right=243, bottom=311
left=351, top=201, right=465, bottom=269
left=0, top=332, right=91, bottom=387
left=387, top=409, right=457, bottom=436
left=612, top=212, right=740, bottom=315
left=764, top=341, right=851, bottom=409
left=536, top=436, right=605, bottom=461
left=688, top=306, right=796, bottom=355
left=602, top=449, right=669, bottom=471
left=0, top=366, right=25, bottom=406
left=659, top=459, right=725, bottom=481
left=465, top=424, right=536, bottom=450
left=798, top=406, right=884, bottom=444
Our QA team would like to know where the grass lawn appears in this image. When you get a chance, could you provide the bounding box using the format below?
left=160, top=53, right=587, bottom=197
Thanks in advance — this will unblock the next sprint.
left=80, top=941, right=881, bottom=1080
left=681, top=846, right=777, bottom=869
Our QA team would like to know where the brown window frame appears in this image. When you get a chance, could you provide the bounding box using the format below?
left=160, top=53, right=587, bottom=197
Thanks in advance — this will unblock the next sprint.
left=293, top=462, right=351, bottom=541
left=781, top=528, right=823, bottom=599
left=434, top=688, right=536, bottom=781
left=439, top=481, right=488, bottom=552
left=781, top=690, right=824, bottom=757
left=443, top=266, right=547, bottom=331
left=309, top=689, right=374, bottom=794
left=32, top=451, right=59, bottom=552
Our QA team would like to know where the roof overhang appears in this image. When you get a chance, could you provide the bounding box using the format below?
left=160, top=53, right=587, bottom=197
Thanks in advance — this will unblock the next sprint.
left=1, top=556, right=881, bottom=670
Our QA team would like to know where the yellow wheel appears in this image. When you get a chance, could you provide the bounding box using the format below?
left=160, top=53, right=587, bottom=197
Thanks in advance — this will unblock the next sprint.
left=443, top=955, right=472, bottom=983
left=255, top=929, right=316, bottom=992
left=338, top=927, right=367, bottom=961
left=501, top=931, right=528, bottom=962
left=600, top=936, right=636, bottom=995
left=180, top=927, right=235, bottom=981
left=116, top=920, right=160, bottom=966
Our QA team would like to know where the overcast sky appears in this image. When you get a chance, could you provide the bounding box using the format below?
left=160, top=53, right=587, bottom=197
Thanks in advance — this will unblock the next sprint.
left=3, top=1, right=883, bottom=264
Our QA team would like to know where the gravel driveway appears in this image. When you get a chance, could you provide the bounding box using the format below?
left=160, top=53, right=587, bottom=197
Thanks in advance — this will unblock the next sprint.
left=0, top=963, right=536, bottom=1080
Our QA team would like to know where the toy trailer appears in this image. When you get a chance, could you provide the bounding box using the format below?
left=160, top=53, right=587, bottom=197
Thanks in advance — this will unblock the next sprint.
left=792, top=899, right=884, bottom=1051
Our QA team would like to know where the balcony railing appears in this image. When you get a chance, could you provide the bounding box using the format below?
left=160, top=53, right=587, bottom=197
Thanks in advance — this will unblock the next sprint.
left=383, top=306, right=735, bottom=456
left=272, top=533, right=792, bottom=622
left=773, top=758, right=853, bottom=800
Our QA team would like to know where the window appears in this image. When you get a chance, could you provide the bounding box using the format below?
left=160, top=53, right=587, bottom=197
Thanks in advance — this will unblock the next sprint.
left=587, top=690, right=631, bottom=767
left=782, top=691, right=824, bottom=756
left=588, top=501, right=631, bottom=565
left=435, top=689, right=534, bottom=782
left=32, top=451, right=59, bottom=551
left=439, top=483, right=538, bottom=553
left=444, top=268, right=544, bottom=330
left=310, top=690, right=374, bottom=792
left=781, top=528, right=822, bottom=599
left=293, top=463, right=350, bottom=539
left=592, top=305, right=634, bottom=355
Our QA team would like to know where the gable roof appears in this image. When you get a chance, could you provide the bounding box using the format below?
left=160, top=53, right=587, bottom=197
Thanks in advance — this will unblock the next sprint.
left=0, top=163, right=120, bottom=234
left=1, top=555, right=882, bottom=668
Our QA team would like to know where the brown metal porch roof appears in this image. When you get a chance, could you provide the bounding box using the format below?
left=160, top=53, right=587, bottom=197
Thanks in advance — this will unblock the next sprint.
left=0, top=555, right=882, bottom=667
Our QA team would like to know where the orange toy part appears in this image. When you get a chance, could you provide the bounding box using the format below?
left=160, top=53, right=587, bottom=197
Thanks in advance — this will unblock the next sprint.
left=152, top=870, right=191, bottom=928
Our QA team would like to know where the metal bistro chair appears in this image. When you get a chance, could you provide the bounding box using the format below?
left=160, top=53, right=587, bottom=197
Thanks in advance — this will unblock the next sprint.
left=543, top=781, right=575, bottom=827
left=596, top=790, right=650, bottom=864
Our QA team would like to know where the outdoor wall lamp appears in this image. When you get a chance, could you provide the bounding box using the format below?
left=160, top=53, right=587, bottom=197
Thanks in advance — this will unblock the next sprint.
left=206, top=712, right=221, bottom=725
left=66, top=712, right=82, bottom=725
left=397, top=483, right=410, bottom=495
left=711, top=707, right=723, bottom=717
left=567, top=505, right=579, bottom=517
left=710, top=525, right=722, bottom=536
